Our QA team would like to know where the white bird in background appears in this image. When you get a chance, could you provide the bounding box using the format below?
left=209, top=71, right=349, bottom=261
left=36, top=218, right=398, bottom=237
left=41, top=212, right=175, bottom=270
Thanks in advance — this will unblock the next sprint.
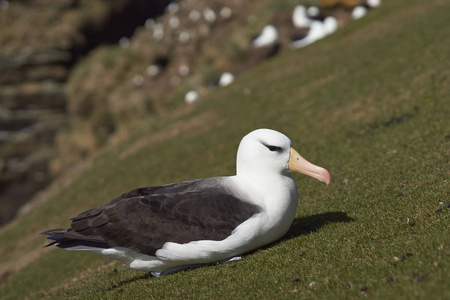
left=178, top=31, right=190, bottom=43
left=131, top=74, right=144, bottom=87
left=184, top=90, right=199, bottom=103
left=178, top=64, right=189, bottom=77
left=166, top=2, right=180, bottom=14
left=189, top=10, right=201, bottom=22
left=323, top=16, right=338, bottom=35
left=218, top=72, right=234, bottom=87
left=203, top=8, right=216, bottom=23
left=169, top=16, right=180, bottom=29
left=292, top=5, right=311, bottom=28
left=220, top=7, right=232, bottom=19
left=352, top=6, right=367, bottom=20
left=153, top=23, right=164, bottom=40
left=146, top=65, right=160, bottom=77
left=291, top=17, right=338, bottom=49
left=307, top=6, right=320, bottom=18
left=119, top=37, right=130, bottom=48
left=367, top=0, right=381, bottom=8
left=145, top=18, right=155, bottom=29
left=252, top=25, right=279, bottom=48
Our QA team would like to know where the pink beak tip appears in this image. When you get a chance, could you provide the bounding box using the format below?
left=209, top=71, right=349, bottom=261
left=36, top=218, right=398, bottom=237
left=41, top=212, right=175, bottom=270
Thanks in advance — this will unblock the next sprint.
left=320, top=169, right=331, bottom=185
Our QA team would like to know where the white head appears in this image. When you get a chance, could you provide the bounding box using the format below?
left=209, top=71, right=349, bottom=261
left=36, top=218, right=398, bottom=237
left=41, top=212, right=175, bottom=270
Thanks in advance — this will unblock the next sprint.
left=236, top=129, right=331, bottom=184
left=237, top=129, right=292, bottom=176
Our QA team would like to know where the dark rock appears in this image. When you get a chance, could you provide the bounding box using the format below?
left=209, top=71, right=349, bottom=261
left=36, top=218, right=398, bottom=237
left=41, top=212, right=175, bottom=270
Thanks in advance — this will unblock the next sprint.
left=361, top=285, right=368, bottom=292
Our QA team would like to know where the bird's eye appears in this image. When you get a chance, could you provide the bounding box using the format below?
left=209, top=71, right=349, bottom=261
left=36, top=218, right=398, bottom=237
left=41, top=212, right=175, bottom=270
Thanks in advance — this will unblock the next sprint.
left=266, top=145, right=282, bottom=152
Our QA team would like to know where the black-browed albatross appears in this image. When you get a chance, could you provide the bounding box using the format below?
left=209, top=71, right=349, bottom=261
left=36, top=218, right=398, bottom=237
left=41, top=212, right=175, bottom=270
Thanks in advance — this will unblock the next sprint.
left=42, top=129, right=331, bottom=276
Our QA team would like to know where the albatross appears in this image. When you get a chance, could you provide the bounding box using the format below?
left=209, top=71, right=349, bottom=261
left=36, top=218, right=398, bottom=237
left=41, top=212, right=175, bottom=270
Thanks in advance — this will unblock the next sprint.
left=42, top=129, right=331, bottom=276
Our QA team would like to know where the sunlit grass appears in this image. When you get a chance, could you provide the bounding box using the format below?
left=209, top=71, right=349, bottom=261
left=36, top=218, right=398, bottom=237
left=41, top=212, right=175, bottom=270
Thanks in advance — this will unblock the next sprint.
left=1, top=0, right=449, bottom=299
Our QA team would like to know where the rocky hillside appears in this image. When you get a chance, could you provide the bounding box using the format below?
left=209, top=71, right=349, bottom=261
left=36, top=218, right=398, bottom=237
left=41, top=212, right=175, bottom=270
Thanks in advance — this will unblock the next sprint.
left=0, top=0, right=379, bottom=226
left=0, top=0, right=171, bottom=225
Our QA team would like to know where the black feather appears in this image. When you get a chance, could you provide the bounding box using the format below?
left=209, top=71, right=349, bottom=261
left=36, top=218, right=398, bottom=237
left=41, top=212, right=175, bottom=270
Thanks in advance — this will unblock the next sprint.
left=42, top=178, right=261, bottom=256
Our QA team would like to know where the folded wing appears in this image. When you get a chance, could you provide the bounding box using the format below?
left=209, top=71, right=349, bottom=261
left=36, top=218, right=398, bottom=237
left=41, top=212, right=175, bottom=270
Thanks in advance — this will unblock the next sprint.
left=42, top=178, right=261, bottom=256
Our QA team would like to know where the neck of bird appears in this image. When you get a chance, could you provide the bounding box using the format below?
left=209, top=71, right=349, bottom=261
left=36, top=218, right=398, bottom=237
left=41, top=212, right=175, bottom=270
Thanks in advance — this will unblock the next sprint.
left=233, top=171, right=298, bottom=217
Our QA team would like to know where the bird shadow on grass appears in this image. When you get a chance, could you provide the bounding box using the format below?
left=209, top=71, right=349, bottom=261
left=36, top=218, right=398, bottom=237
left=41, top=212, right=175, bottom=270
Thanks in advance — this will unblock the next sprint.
left=251, top=211, right=356, bottom=254
left=284, top=211, right=356, bottom=241
left=106, top=211, right=355, bottom=292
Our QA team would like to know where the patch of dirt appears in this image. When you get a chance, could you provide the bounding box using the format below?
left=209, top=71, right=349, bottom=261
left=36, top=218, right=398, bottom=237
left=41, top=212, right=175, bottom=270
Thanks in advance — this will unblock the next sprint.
left=120, top=111, right=226, bottom=159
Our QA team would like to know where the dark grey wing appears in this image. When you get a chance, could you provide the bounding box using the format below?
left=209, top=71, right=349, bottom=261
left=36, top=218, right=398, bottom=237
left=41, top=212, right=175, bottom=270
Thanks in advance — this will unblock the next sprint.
left=42, top=178, right=261, bottom=256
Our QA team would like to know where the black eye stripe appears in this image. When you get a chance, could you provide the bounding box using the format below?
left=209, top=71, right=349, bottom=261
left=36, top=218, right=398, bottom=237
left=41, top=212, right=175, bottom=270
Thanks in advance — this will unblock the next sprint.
left=266, top=145, right=282, bottom=152
left=260, top=141, right=283, bottom=152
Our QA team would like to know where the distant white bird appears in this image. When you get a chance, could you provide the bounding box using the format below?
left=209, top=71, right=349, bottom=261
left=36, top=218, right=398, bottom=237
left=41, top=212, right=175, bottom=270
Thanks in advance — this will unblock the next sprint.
left=153, top=23, right=164, bottom=40
left=291, top=17, right=337, bottom=49
left=178, top=65, right=189, bottom=77
left=132, top=75, right=144, bottom=86
left=169, top=16, right=180, bottom=29
left=218, top=72, right=234, bottom=87
left=323, top=16, right=338, bottom=35
left=119, top=37, right=130, bottom=48
left=307, top=6, right=320, bottom=18
left=184, top=90, right=199, bottom=103
left=292, top=5, right=311, bottom=28
left=367, top=0, right=381, bottom=8
left=146, top=65, right=160, bottom=77
left=203, top=8, right=216, bottom=23
left=189, top=10, right=201, bottom=22
left=220, top=7, right=232, bottom=19
left=252, top=25, right=278, bottom=48
left=178, top=31, right=190, bottom=43
left=145, top=18, right=155, bottom=29
left=166, top=2, right=180, bottom=14
left=352, top=6, right=367, bottom=19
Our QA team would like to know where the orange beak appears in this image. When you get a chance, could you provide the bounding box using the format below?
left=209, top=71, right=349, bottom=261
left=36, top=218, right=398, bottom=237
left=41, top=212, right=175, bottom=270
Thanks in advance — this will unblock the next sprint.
left=288, top=147, right=331, bottom=185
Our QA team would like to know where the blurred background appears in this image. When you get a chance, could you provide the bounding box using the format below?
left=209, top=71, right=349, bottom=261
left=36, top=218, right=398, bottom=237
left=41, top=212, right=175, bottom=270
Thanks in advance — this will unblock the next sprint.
left=0, top=0, right=378, bottom=226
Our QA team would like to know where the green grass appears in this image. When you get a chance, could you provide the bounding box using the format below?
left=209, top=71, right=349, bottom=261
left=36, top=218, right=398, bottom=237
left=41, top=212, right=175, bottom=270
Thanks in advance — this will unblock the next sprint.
left=1, top=0, right=449, bottom=298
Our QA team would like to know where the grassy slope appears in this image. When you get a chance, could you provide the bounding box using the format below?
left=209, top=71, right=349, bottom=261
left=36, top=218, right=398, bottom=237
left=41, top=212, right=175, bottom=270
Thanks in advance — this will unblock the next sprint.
left=1, top=0, right=449, bottom=298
